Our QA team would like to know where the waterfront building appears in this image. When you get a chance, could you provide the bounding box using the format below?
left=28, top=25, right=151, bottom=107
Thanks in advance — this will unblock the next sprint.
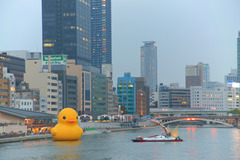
left=66, top=75, right=78, bottom=111
left=91, top=72, right=107, bottom=120
left=67, top=60, right=84, bottom=115
left=159, top=83, right=170, bottom=108
left=0, top=106, right=56, bottom=134
left=136, top=90, right=147, bottom=116
left=82, top=70, right=92, bottom=116
left=0, top=50, right=42, bottom=60
left=42, top=0, right=91, bottom=66
left=2, top=67, right=16, bottom=108
left=0, top=64, right=11, bottom=107
left=24, top=59, right=61, bottom=115
left=169, top=88, right=190, bottom=109
left=15, top=99, right=34, bottom=111
left=226, top=83, right=240, bottom=110
left=185, top=62, right=209, bottom=88
left=158, top=83, right=190, bottom=109
left=16, top=82, right=40, bottom=112
left=43, top=55, right=78, bottom=111
left=106, top=78, right=114, bottom=115
left=112, top=89, right=119, bottom=115
left=135, top=77, right=150, bottom=115
left=57, top=81, right=63, bottom=112
left=91, top=0, right=112, bottom=71
left=237, top=31, right=240, bottom=82
left=224, top=69, right=237, bottom=86
left=117, top=73, right=136, bottom=115
left=190, top=86, right=227, bottom=110
left=140, top=41, right=157, bottom=93
left=0, top=52, right=25, bottom=86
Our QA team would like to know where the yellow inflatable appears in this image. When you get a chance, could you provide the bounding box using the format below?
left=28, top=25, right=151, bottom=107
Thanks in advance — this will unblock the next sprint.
left=51, top=108, right=83, bottom=141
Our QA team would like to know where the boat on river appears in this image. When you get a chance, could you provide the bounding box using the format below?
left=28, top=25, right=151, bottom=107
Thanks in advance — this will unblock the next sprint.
left=132, top=120, right=183, bottom=142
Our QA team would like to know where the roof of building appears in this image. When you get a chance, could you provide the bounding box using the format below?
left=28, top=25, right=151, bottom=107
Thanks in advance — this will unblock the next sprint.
left=0, top=106, right=57, bottom=119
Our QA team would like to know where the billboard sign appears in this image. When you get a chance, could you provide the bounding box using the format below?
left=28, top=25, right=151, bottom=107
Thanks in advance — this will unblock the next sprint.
left=42, top=55, right=67, bottom=65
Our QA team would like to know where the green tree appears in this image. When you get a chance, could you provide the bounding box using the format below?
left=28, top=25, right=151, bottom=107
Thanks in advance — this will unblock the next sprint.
left=120, top=105, right=127, bottom=115
left=228, top=109, right=240, bottom=116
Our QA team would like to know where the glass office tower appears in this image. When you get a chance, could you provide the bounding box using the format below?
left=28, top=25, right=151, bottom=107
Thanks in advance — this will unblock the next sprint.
left=42, top=0, right=91, bottom=66
left=140, top=41, right=157, bottom=92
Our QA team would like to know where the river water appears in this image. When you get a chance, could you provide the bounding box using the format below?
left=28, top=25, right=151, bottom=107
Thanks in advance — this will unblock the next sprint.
left=0, top=127, right=240, bottom=160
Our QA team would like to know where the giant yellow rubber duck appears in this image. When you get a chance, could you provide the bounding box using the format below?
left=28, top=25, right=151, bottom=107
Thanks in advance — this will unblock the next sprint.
left=51, top=108, right=83, bottom=141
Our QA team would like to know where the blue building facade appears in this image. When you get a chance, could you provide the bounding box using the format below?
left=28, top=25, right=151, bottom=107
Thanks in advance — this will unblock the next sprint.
left=117, top=73, right=136, bottom=115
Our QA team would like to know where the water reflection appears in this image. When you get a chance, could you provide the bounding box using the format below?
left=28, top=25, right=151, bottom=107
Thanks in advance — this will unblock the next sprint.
left=52, top=141, right=82, bottom=160
left=211, top=128, right=217, bottom=141
left=54, top=151, right=82, bottom=160
left=52, top=140, right=82, bottom=147
left=187, top=127, right=196, bottom=141
left=24, top=140, right=48, bottom=148
left=232, top=129, right=240, bottom=159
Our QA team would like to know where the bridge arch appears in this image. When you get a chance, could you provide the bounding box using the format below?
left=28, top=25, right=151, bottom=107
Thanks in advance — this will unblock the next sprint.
left=161, top=118, right=234, bottom=127
left=111, top=115, right=123, bottom=121
left=79, top=114, right=92, bottom=121
left=98, top=114, right=111, bottom=121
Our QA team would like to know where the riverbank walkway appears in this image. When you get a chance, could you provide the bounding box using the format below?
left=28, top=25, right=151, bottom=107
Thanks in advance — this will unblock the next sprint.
left=0, top=126, right=151, bottom=144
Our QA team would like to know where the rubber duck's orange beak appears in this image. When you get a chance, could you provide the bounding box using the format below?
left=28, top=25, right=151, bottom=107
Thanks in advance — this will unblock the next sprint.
left=67, top=118, right=76, bottom=123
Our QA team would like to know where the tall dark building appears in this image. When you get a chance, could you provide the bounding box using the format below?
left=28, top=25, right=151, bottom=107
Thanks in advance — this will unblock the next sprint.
left=91, top=0, right=112, bottom=71
left=0, top=52, right=25, bottom=85
left=42, top=0, right=91, bottom=66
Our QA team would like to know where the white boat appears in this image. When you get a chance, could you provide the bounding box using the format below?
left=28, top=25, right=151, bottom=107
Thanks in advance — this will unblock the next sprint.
left=132, top=120, right=183, bottom=142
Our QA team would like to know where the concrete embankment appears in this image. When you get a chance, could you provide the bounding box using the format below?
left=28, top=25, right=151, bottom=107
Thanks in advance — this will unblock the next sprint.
left=0, top=126, right=148, bottom=144
left=0, top=134, right=53, bottom=144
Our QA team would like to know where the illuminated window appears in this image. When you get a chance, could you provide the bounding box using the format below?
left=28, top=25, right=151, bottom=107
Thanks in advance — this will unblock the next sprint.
left=44, top=43, right=54, bottom=47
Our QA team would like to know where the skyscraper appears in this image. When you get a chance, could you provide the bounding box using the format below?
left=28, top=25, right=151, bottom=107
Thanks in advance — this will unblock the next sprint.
left=42, top=0, right=91, bottom=66
left=185, top=62, right=209, bottom=88
left=91, top=0, right=112, bottom=71
left=140, top=41, right=157, bottom=92
left=237, top=31, right=240, bottom=82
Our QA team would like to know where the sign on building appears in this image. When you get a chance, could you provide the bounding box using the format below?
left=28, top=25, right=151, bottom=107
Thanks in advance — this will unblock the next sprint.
left=42, top=55, right=67, bottom=65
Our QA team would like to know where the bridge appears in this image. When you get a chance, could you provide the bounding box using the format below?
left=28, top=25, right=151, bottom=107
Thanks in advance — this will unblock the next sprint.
left=155, top=115, right=239, bottom=127
left=150, top=108, right=231, bottom=116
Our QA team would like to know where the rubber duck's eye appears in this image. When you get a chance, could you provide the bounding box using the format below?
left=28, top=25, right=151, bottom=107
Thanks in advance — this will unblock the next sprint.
left=76, top=116, right=78, bottom=119
left=63, top=116, right=66, bottom=119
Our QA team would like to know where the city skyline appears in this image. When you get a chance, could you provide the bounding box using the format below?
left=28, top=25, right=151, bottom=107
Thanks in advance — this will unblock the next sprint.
left=0, top=0, right=240, bottom=87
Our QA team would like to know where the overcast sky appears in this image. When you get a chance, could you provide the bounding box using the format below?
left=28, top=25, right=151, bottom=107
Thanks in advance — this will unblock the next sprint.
left=0, top=0, right=240, bottom=87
